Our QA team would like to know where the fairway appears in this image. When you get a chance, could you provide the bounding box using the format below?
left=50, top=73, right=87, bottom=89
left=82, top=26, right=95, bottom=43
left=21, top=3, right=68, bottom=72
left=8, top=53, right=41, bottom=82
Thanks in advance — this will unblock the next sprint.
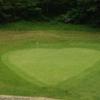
left=2, top=48, right=100, bottom=85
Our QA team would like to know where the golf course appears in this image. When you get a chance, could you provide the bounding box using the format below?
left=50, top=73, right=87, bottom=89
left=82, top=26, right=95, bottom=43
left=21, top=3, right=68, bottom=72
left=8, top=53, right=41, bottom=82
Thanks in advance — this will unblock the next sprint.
left=0, top=22, right=100, bottom=100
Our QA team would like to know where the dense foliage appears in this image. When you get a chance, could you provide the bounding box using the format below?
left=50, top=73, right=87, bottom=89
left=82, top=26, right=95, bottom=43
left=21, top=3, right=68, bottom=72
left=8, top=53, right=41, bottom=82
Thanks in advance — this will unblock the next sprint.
left=0, top=0, right=99, bottom=25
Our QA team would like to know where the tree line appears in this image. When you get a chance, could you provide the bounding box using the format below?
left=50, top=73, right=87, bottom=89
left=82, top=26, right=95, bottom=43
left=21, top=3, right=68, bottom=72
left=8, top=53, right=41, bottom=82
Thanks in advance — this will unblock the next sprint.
left=0, top=0, right=100, bottom=25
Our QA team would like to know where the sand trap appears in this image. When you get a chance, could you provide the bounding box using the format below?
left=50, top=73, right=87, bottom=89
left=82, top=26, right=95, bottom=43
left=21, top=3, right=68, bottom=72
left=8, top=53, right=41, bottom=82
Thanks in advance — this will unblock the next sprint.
left=0, top=95, right=59, bottom=100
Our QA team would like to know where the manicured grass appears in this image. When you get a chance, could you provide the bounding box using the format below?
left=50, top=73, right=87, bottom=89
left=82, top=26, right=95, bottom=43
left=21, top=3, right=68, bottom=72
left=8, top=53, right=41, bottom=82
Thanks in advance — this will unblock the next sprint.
left=2, top=48, right=100, bottom=85
left=0, top=22, right=100, bottom=100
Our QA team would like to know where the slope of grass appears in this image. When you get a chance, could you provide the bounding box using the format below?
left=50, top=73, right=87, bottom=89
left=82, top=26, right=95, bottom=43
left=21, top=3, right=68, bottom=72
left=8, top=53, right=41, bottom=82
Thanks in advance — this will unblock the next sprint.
left=0, top=22, right=100, bottom=99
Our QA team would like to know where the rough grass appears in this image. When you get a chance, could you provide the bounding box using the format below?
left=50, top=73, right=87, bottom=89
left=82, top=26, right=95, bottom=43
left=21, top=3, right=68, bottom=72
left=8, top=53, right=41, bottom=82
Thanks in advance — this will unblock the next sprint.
left=0, top=22, right=100, bottom=100
left=0, top=21, right=100, bottom=32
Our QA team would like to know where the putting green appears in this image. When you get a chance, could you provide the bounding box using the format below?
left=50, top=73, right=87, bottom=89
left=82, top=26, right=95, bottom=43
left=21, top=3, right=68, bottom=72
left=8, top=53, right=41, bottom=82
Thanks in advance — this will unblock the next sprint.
left=2, top=48, right=100, bottom=85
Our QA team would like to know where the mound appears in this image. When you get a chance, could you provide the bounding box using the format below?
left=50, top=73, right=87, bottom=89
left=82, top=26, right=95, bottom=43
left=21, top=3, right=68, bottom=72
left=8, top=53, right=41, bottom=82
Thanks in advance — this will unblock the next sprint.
left=2, top=48, right=100, bottom=85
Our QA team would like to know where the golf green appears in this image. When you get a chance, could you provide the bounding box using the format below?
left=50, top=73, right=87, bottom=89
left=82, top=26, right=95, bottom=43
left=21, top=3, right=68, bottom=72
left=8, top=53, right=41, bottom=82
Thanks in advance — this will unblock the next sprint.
left=2, top=48, right=100, bottom=85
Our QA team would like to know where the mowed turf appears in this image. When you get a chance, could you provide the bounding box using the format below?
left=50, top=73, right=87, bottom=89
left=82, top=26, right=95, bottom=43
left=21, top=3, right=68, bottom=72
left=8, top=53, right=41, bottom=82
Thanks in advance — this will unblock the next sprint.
left=0, top=22, right=100, bottom=100
left=2, top=48, right=100, bottom=85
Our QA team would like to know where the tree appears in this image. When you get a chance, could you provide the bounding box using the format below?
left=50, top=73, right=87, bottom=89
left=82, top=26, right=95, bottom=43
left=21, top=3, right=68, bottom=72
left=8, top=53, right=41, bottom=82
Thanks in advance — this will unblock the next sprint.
left=0, top=0, right=99, bottom=25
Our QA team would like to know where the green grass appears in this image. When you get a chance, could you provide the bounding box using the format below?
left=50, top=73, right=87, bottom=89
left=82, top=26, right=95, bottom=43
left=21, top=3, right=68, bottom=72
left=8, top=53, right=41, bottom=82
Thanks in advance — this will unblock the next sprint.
left=0, top=22, right=100, bottom=100
left=2, top=48, right=100, bottom=86
left=0, top=21, right=100, bottom=32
